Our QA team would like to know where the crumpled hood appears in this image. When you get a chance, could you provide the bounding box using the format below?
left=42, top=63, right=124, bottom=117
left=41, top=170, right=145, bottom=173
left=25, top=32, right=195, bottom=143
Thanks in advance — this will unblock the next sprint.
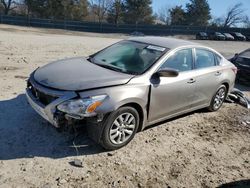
left=34, top=57, right=133, bottom=91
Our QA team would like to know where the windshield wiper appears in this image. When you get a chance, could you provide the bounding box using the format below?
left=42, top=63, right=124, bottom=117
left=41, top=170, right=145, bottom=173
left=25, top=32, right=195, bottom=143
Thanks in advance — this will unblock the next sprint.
left=98, top=64, right=139, bottom=75
left=95, top=63, right=125, bottom=73
left=89, top=58, right=138, bottom=75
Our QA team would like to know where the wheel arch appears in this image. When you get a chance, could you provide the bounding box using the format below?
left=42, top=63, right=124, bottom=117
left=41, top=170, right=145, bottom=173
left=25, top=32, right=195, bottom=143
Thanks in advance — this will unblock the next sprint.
left=221, top=81, right=230, bottom=95
left=120, top=102, right=145, bottom=132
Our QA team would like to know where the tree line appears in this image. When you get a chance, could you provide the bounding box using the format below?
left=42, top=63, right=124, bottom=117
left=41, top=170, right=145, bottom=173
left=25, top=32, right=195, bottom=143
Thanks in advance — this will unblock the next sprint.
left=0, top=0, right=249, bottom=28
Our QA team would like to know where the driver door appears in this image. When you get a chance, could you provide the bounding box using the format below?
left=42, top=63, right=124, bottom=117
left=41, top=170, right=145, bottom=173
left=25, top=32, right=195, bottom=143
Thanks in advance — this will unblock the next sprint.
left=148, top=48, right=196, bottom=123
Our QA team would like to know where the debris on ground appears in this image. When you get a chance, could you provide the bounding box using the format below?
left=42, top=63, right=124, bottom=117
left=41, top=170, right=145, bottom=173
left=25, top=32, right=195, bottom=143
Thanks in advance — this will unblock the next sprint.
left=69, top=159, right=83, bottom=168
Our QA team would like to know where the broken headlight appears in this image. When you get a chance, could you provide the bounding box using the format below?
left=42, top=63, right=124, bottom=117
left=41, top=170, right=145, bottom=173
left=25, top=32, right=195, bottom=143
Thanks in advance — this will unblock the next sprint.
left=57, top=95, right=107, bottom=117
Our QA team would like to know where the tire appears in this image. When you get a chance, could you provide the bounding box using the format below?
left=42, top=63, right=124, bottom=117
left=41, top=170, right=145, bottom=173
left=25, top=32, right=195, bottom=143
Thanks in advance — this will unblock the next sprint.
left=100, top=106, right=140, bottom=150
left=208, top=85, right=227, bottom=112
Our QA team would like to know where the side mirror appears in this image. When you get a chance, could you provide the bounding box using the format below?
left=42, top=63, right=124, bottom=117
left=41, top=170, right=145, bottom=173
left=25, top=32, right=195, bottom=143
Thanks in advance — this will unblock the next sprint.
left=232, top=53, right=239, bottom=61
left=154, top=68, right=179, bottom=78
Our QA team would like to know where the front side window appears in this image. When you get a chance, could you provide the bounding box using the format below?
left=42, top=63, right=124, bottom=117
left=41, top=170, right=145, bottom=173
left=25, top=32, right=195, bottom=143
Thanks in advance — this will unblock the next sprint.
left=195, top=49, right=216, bottom=69
left=160, top=49, right=193, bottom=72
left=91, top=41, right=167, bottom=75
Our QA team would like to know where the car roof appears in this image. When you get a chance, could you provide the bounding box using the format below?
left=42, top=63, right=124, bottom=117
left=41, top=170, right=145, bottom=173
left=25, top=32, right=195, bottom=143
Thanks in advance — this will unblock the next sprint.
left=128, top=36, right=198, bottom=49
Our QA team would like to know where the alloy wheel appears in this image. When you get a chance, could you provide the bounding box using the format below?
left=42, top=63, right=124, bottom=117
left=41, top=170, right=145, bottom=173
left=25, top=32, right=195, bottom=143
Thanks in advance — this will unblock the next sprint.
left=213, top=88, right=226, bottom=110
left=109, top=112, right=136, bottom=145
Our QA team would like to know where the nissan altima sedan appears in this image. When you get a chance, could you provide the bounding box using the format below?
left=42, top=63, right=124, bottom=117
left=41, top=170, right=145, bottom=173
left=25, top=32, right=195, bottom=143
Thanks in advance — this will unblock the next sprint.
left=26, top=37, right=237, bottom=150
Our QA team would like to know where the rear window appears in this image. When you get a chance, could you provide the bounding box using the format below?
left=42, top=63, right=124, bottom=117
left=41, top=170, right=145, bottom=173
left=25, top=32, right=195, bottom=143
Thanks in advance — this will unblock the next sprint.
left=239, top=50, right=250, bottom=58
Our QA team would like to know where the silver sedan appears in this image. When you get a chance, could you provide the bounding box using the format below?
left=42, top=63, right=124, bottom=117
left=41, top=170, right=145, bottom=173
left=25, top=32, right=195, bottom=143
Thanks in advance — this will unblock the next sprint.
left=26, top=37, right=237, bottom=150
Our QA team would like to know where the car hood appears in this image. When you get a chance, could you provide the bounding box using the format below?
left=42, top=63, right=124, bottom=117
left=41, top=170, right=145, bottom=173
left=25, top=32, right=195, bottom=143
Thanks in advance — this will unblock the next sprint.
left=34, top=57, right=134, bottom=91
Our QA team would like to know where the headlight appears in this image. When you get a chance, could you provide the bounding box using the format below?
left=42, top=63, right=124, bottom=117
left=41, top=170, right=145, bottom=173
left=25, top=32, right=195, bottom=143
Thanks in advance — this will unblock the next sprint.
left=57, top=95, right=107, bottom=117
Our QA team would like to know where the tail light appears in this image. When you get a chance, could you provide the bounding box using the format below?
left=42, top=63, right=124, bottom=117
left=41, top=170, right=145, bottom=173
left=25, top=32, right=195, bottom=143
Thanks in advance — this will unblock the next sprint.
left=232, top=67, right=238, bottom=74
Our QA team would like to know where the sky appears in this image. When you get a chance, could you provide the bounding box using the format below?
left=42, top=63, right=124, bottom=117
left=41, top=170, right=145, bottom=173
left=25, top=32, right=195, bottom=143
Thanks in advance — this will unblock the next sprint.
left=152, top=0, right=250, bottom=18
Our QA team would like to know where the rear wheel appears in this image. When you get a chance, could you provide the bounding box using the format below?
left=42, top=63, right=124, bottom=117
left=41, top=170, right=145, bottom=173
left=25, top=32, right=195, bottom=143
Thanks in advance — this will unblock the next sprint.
left=208, top=85, right=227, bottom=112
left=100, top=107, right=139, bottom=150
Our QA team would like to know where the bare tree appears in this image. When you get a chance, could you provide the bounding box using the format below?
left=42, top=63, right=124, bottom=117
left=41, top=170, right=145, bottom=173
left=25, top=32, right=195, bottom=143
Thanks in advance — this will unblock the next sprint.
left=223, top=3, right=245, bottom=27
left=243, top=15, right=250, bottom=28
left=210, top=16, right=224, bottom=27
left=1, top=0, right=15, bottom=14
left=157, top=5, right=171, bottom=25
left=89, top=0, right=112, bottom=23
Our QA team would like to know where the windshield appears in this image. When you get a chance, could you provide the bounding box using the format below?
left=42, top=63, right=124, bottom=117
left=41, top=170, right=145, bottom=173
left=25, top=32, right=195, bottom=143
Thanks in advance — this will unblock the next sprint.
left=235, top=33, right=243, bottom=36
left=90, top=41, right=167, bottom=75
left=215, top=32, right=223, bottom=36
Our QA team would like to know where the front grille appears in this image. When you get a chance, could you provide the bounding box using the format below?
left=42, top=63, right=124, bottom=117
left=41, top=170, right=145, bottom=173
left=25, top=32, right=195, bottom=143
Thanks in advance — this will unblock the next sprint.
left=29, top=83, right=58, bottom=106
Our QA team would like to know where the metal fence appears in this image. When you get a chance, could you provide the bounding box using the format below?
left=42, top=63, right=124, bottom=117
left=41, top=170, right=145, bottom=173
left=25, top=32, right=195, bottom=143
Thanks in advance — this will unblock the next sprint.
left=0, top=14, right=250, bottom=36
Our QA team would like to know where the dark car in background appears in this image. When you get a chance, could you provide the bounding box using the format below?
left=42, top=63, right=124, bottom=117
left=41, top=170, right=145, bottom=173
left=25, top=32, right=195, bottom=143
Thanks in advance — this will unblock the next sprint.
left=246, top=35, right=250, bottom=41
left=130, top=31, right=145, bottom=36
left=230, top=32, right=246, bottom=41
left=230, top=48, right=250, bottom=84
left=209, top=32, right=226, bottom=40
left=223, top=33, right=235, bottom=41
left=196, top=32, right=209, bottom=40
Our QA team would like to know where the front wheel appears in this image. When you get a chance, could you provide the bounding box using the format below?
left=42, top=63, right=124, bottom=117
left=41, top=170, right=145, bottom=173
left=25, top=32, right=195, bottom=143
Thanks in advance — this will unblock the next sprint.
left=100, top=107, right=140, bottom=150
left=208, top=85, right=227, bottom=112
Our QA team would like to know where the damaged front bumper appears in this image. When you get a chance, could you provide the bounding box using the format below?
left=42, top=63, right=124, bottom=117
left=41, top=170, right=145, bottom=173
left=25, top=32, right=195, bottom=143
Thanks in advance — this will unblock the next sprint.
left=227, top=88, right=250, bottom=109
left=26, top=88, right=77, bottom=127
left=26, top=76, right=78, bottom=127
left=26, top=75, right=106, bottom=128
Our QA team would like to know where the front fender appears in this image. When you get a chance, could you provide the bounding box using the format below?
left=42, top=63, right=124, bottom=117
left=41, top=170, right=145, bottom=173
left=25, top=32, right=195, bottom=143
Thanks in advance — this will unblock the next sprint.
left=78, top=84, right=149, bottom=115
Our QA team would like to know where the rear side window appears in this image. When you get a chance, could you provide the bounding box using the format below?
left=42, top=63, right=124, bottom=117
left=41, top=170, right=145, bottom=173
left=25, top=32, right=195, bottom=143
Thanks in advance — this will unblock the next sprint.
left=160, top=49, right=193, bottom=72
left=195, top=49, right=216, bottom=69
left=215, top=55, right=222, bottom=65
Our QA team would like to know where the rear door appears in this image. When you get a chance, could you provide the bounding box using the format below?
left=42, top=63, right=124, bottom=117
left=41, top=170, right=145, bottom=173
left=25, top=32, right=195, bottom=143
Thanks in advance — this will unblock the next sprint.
left=190, top=48, right=223, bottom=107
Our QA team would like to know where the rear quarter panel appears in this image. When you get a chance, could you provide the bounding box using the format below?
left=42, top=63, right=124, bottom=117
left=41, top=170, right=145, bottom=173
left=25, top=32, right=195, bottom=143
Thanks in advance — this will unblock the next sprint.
left=220, top=58, right=236, bottom=93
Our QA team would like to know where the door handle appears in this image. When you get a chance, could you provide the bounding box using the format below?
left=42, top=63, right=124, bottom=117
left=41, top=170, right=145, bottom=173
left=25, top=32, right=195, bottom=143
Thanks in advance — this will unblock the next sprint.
left=187, top=78, right=196, bottom=84
left=215, top=71, right=222, bottom=76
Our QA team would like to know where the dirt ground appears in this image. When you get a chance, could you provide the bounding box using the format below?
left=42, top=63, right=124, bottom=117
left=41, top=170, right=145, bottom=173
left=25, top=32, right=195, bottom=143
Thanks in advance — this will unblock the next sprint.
left=0, top=24, right=249, bottom=188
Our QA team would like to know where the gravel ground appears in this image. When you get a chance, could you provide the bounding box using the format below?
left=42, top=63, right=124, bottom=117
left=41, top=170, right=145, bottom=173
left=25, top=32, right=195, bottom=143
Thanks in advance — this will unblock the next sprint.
left=0, top=24, right=249, bottom=188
